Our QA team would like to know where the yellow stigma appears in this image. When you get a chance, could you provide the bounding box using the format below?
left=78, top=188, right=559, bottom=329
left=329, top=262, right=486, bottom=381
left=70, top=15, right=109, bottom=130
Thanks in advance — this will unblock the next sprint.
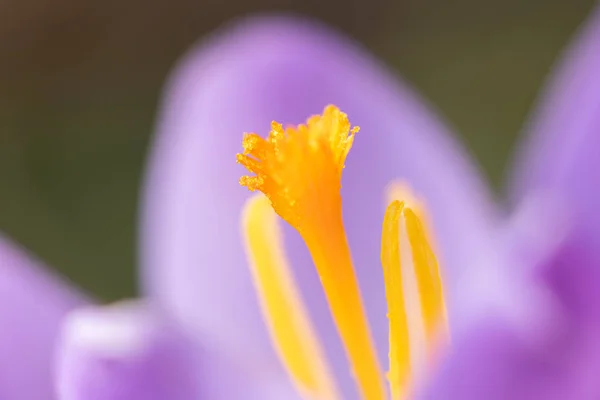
left=238, top=105, right=384, bottom=400
left=237, top=104, right=358, bottom=234
left=237, top=106, right=448, bottom=400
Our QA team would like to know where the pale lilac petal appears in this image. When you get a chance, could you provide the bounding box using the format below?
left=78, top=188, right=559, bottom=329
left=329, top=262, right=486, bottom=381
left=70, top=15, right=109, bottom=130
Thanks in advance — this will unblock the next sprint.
left=510, top=5, right=600, bottom=239
left=509, top=0, right=600, bottom=346
left=421, top=317, right=600, bottom=400
left=0, top=233, right=87, bottom=399
left=425, top=7, right=600, bottom=399
left=141, top=15, right=500, bottom=397
left=56, top=301, right=301, bottom=400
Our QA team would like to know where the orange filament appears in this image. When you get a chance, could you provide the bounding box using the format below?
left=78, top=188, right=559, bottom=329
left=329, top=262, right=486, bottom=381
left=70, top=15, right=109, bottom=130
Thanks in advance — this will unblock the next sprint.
left=238, top=105, right=385, bottom=400
left=241, top=194, right=340, bottom=399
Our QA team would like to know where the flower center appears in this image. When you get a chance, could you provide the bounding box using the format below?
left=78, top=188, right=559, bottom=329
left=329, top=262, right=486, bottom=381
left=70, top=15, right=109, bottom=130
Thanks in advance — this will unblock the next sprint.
left=237, top=105, right=448, bottom=400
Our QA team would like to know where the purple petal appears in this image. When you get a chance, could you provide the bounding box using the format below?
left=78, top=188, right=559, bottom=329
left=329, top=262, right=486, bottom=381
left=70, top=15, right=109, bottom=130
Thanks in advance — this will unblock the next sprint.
left=420, top=316, right=600, bottom=400
left=510, top=5, right=600, bottom=241
left=56, top=301, right=301, bottom=400
left=140, top=14, right=499, bottom=397
left=428, top=8, right=600, bottom=398
left=508, top=1, right=600, bottom=350
left=0, top=233, right=86, bottom=399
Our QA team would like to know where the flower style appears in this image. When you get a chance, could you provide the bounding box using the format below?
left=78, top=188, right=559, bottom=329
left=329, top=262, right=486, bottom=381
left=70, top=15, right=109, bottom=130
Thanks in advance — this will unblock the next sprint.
left=236, top=104, right=447, bottom=400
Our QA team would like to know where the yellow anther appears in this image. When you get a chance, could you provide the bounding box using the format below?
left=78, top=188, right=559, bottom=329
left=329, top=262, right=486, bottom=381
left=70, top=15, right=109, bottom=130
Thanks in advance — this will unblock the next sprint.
left=385, top=182, right=449, bottom=386
left=238, top=105, right=385, bottom=400
left=381, top=200, right=411, bottom=400
left=242, top=194, right=340, bottom=400
left=404, top=208, right=448, bottom=352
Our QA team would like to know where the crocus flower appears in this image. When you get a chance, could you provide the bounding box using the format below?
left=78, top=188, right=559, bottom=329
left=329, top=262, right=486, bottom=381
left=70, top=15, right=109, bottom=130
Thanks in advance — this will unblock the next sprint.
left=2, top=5, right=600, bottom=400
left=141, top=14, right=501, bottom=400
left=141, top=8, right=600, bottom=400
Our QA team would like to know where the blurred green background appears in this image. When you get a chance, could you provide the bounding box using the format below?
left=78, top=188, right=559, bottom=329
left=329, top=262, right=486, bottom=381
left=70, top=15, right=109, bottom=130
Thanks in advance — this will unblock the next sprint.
left=0, top=0, right=595, bottom=300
